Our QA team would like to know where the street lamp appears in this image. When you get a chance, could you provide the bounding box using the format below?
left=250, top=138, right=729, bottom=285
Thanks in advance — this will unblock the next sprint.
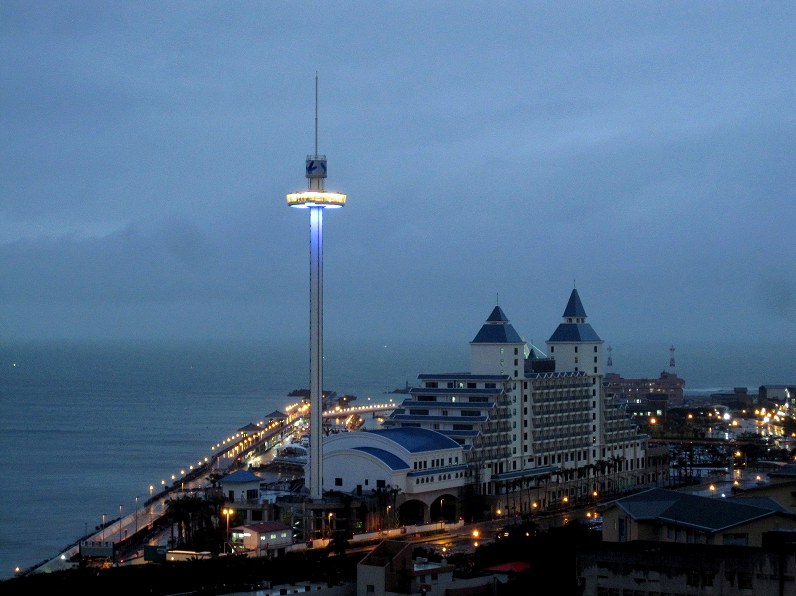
left=135, top=496, right=139, bottom=534
left=119, top=505, right=123, bottom=542
left=222, top=508, right=234, bottom=553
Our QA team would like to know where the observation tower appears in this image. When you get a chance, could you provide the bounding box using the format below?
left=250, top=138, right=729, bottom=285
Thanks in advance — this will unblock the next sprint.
left=286, top=77, right=346, bottom=500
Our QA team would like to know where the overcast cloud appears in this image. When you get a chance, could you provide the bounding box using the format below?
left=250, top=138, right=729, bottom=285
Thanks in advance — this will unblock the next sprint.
left=1, top=1, right=794, bottom=345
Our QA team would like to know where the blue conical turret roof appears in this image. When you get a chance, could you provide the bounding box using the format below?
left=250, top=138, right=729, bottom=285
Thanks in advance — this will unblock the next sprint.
left=563, top=289, right=587, bottom=318
left=548, top=289, right=602, bottom=342
left=472, top=306, right=523, bottom=344
left=486, top=305, right=510, bottom=323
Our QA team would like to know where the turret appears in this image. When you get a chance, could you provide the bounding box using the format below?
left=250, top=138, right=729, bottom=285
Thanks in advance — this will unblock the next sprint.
left=546, top=289, right=603, bottom=375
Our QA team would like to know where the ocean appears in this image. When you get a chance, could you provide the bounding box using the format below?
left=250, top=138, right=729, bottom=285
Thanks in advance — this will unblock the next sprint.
left=1, top=338, right=793, bottom=578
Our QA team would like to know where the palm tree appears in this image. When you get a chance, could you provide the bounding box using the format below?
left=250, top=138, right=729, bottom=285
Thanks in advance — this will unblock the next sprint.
left=610, top=455, right=626, bottom=496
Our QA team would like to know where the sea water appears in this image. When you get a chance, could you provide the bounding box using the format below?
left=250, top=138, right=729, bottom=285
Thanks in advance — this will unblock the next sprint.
left=0, top=339, right=793, bottom=577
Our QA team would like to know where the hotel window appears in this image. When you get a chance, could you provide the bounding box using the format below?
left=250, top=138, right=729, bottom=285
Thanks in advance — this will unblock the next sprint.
left=334, top=478, right=343, bottom=486
left=594, top=346, right=598, bottom=352
left=550, top=346, right=554, bottom=353
left=501, top=348, right=505, bottom=354
left=574, top=346, right=578, bottom=353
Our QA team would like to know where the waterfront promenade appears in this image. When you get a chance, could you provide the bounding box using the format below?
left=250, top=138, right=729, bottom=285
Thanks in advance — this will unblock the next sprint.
left=29, top=416, right=294, bottom=574
left=26, top=401, right=399, bottom=575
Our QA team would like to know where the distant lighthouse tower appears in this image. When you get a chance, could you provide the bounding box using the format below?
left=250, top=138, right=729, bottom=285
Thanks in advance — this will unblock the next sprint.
left=286, top=76, right=346, bottom=500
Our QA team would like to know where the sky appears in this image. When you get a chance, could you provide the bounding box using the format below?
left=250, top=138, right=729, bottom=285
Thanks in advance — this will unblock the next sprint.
left=1, top=2, right=795, bottom=348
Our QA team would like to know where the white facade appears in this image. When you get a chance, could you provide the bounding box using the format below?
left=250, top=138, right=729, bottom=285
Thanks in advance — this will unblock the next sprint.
left=323, top=428, right=466, bottom=498
left=384, top=290, right=648, bottom=512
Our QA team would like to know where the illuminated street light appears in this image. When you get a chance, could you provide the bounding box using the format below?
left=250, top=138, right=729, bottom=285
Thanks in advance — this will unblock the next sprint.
left=222, top=508, right=235, bottom=553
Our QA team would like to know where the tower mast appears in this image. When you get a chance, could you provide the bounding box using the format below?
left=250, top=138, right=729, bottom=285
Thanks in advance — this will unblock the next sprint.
left=287, top=77, right=346, bottom=500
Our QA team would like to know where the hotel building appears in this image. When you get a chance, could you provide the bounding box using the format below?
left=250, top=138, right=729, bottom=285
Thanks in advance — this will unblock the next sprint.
left=384, top=289, right=647, bottom=514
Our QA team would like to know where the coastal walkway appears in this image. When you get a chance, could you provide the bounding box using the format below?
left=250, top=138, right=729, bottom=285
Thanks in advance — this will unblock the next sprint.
left=30, top=417, right=296, bottom=575
left=28, top=403, right=397, bottom=575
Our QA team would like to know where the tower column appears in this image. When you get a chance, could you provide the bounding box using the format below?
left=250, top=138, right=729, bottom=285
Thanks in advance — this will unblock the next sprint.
left=287, top=77, right=345, bottom=501
left=309, top=205, right=323, bottom=500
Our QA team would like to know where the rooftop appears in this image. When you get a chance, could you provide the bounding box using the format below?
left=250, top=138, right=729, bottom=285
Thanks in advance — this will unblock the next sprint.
left=366, top=427, right=461, bottom=453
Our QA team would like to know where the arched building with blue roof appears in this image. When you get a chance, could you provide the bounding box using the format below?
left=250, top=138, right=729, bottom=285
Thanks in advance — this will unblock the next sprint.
left=323, top=427, right=466, bottom=524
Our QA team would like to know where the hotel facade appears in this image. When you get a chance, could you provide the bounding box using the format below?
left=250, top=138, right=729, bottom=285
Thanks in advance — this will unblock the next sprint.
left=384, top=289, right=648, bottom=516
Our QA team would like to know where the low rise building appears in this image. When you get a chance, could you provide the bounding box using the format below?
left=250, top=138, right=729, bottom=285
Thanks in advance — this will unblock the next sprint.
left=600, top=488, right=796, bottom=546
left=358, top=540, right=497, bottom=596
left=231, top=521, right=292, bottom=557
left=604, top=370, right=686, bottom=405
left=323, top=427, right=466, bottom=525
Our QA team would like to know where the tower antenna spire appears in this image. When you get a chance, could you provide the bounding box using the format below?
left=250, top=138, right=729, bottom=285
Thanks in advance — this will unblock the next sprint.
left=314, top=72, right=319, bottom=156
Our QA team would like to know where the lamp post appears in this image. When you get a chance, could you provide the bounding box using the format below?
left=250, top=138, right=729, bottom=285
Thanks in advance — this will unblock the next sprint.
left=222, top=508, right=234, bottom=553
left=135, top=496, right=139, bottom=534
left=119, top=505, right=123, bottom=542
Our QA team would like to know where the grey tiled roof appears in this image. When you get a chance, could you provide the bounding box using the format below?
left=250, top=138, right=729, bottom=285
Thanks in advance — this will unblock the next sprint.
left=602, top=488, right=795, bottom=532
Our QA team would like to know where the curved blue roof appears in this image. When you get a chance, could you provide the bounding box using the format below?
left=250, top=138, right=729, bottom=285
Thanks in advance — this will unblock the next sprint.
left=548, top=323, right=601, bottom=342
left=352, top=447, right=410, bottom=470
left=367, top=427, right=461, bottom=452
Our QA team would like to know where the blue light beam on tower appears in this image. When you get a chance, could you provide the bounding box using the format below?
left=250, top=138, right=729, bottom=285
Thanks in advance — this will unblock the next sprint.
left=286, top=77, right=346, bottom=501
